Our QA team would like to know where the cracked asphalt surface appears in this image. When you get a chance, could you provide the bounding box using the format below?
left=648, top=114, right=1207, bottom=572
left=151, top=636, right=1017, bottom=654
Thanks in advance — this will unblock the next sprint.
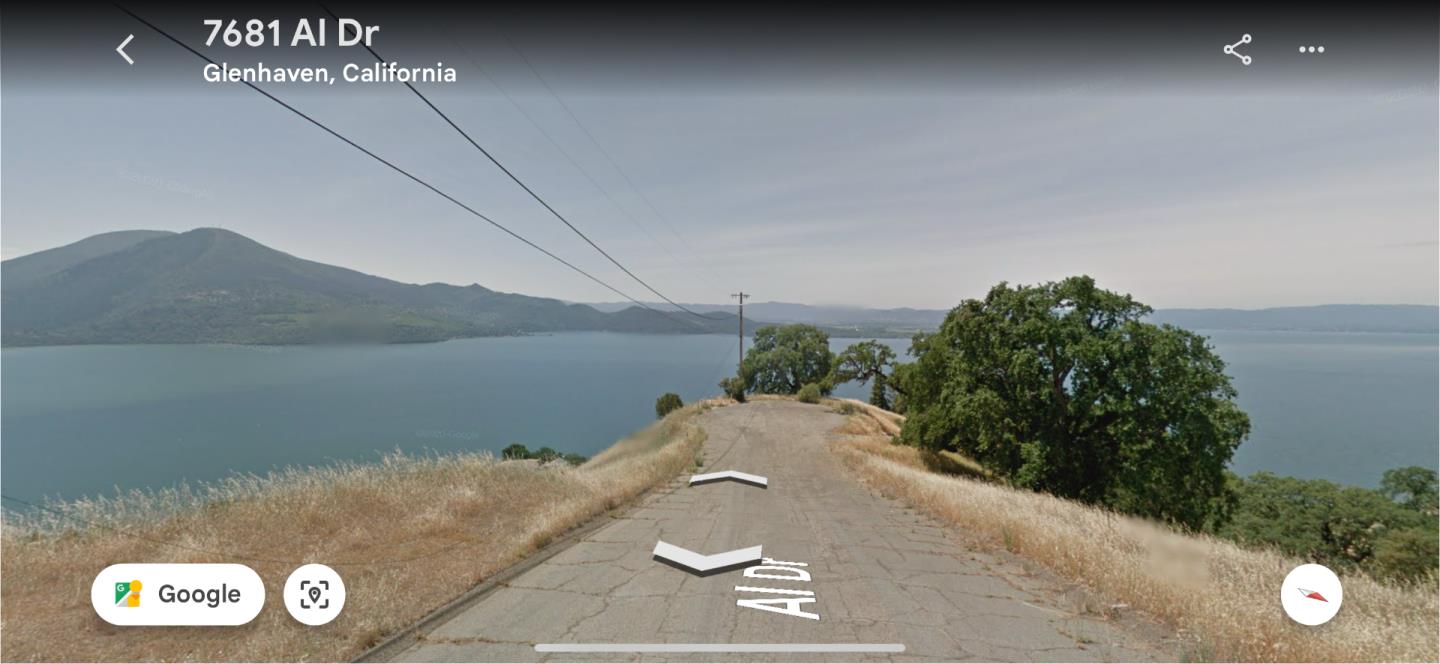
left=392, top=401, right=1164, bottom=662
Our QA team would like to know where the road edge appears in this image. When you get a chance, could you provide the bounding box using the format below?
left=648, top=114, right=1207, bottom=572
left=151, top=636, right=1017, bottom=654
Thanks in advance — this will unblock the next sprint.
left=354, top=476, right=683, bottom=662
left=350, top=403, right=728, bottom=663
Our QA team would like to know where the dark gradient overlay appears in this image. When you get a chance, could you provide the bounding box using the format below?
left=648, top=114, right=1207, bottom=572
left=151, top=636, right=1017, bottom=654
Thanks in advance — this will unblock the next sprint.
left=2, top=3, right=1437, bottom=93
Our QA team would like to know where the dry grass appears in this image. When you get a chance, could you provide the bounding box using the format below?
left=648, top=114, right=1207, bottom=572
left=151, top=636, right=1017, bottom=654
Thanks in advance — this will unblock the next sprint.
left=1, top=404, right=709, bottom=662
left=828, top=403, right=1439, bottom=662
left=827, top=398, right=989, bottom=479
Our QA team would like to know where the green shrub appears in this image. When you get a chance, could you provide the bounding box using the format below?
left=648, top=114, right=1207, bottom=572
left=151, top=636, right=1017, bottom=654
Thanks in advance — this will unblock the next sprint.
left=1374, top=528, right=1440, bottom=581
left=655, top=392, right=684, bottom=419
left=562, top=453, right=588, bottom=467
left=500, top=443, right=586, bottom=466
left=796, top=382, right=822, bottom=404
left=1215, top=469, right=1437, bottom=580
left=719, top=376, right=747, bottom=402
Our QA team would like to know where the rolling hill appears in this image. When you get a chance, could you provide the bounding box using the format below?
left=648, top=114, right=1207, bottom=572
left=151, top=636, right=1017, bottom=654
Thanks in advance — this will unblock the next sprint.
left=1147, top=305, right=1438, bottom=333
left=0, top=228, right=742, bottom=346
left=590, top=300, right=1438, bottom=335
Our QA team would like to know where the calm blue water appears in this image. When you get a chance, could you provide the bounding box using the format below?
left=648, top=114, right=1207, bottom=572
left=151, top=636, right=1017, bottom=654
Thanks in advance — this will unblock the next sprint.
left=2, top=331, right=1435, bottom=501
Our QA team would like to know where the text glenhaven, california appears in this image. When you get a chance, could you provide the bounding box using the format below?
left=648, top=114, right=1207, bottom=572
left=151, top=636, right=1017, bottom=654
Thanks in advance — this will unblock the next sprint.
left=203, top=61, right=458, bottom=85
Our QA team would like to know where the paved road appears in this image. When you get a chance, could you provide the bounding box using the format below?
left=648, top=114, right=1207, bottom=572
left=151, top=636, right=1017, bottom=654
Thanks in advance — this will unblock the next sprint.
left=392, top=401, right=1162, bottom=662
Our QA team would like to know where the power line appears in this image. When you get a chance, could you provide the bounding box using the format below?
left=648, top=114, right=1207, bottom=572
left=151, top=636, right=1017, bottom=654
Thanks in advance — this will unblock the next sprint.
left=502, top=36, right=724, bottom=283
left=325, top=6, right=722, bottom=322
left=705, top=335, right=739, bottom=389
left=443, top=34, right=692, bottom=276
left=115, top=5, right=698, bottom=329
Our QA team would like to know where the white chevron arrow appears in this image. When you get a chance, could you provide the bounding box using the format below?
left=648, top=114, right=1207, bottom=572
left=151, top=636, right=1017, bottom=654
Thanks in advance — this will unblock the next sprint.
left=689, top=470, right=768, bottom=488
left=652, top=541, right=762, bottom=576
left=116, top=34, right=135, bottom=65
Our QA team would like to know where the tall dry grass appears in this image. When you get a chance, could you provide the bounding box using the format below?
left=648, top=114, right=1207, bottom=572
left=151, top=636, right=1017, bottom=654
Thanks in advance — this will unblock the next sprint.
left=827, top=400, right=1439, bottom=662
left=0, top=404, right=708, bottom=662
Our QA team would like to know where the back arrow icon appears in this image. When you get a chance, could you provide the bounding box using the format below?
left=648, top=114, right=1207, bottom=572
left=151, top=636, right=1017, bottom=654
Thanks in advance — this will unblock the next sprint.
left=117, top=34, right=134, bottom=65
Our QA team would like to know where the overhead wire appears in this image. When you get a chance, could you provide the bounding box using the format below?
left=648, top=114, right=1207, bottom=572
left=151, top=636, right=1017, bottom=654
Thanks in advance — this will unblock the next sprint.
left=115, top=4, right=703, bottom=330
left=501, top=34, right=724, bottom=284
left=324, top=6, right=724, bottom=322
left=443, top=33, right=693, bottom=277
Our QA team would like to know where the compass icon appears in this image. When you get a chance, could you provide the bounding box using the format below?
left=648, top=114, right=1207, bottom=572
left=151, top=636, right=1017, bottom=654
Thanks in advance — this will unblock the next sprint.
left=1281, top=564, right=1342, bottom=625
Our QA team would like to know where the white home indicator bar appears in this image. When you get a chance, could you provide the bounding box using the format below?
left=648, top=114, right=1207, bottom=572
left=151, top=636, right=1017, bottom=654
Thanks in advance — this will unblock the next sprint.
left=535, top=643, right=906, bottom=653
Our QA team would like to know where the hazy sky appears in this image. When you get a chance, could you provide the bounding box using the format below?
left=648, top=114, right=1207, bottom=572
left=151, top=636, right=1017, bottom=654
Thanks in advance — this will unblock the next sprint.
left=3, top=10, right=1436, bottom=309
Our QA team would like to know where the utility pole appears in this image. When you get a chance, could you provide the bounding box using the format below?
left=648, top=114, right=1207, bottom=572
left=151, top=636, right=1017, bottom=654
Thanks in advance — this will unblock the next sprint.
left=731, top=292, right=750, bottom=376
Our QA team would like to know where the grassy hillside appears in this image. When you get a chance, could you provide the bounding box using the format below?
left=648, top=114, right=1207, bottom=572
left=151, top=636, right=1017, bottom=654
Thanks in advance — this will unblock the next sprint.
left=827, top=398, right=1438, bottom=662
left=0, top=400, right=716, bottom=661
left=1, top=228, right=742, bottom=346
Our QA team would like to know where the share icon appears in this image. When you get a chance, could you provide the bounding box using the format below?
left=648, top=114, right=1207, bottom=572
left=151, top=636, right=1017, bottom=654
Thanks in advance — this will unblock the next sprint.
left=1224, top=33, right=1253, bottom=66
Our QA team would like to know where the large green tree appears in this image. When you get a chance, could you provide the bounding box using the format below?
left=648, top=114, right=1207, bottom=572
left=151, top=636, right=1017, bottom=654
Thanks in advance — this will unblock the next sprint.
left=742, top=324, right=834, bottom=395
left=897, top=276, right=1250, bottom=528
left=832, top=340, right=898, bottom=409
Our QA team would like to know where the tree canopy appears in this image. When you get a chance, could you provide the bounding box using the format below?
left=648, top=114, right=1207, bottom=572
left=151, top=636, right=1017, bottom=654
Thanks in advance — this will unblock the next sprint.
left=896, top=276, right=1251, bottom=528
left=1217, top=469, right=1437, bottom=581
left=741, top=324, right=834, bottom=395
left=1380, top=466, right=1439, bottom=515
left=832, top=340, right=898, bottom=409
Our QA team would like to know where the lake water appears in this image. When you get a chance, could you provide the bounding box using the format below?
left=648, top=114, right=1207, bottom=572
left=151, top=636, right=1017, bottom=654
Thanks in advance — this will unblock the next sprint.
left=2, top=331, right=1436, bottom=502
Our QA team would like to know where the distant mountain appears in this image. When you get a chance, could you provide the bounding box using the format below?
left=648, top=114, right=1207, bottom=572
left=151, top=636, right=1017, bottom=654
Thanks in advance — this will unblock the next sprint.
left=1, top=229, right=743, bottom=347
left=587, top=301, right=948, bottom=336
left=1148, top=305, right=1438, bottom=334
left=1, top=230, right=175, bottom=289
left=590, top=301, right=1438, bottom=336
left=7, top=230, right=1429, bottom=347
